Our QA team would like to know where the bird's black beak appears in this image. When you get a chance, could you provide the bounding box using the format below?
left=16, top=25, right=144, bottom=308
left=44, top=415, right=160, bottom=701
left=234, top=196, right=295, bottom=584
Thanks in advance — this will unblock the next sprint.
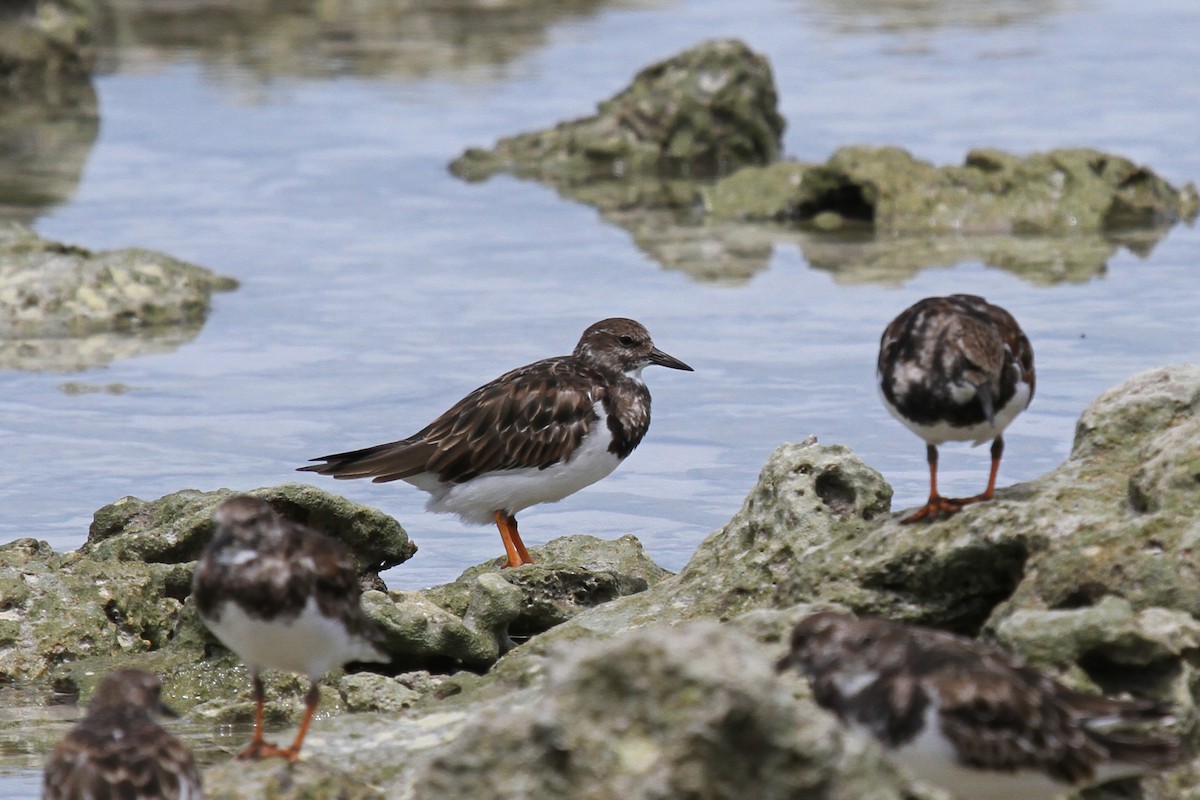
left=157, top=700, right=181, bottom=719
left=648, top=347, right=693, bottom=372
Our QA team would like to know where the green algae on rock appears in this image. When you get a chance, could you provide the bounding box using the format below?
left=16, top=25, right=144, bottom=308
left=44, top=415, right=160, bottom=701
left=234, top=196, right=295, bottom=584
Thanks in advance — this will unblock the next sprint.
left=423, top=534, right=673, bottom=636
left=192, top=365, right=1200, bottom=797
left=450, top=38, right=784, bottom=187
left=405, top=622, right=905, bottom=800
left=0, top=221, right=238, bottom=371
left=85, top=483, right=415, bottom=575
left=704, top=145, right=1200, bottom=234
left=203, top=758, right=385, bottom=800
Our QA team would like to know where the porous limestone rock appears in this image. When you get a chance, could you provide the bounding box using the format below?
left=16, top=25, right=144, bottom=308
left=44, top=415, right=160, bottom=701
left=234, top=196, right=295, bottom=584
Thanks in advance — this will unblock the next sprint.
left=423, top=534, right=672, bottom=635
left=703, top=146, right=1200, bottom=234
left=0, top=221, right=238, bottom=371
left=85, top=483, right=415, bottom=574
left=405, top=622, right=905, bottom=800
left=451, top=39, right=784, bottom=185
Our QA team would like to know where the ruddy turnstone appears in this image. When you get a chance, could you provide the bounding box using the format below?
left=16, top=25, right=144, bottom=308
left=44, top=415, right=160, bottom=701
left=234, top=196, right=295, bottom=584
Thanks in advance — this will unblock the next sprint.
left=777, top=611, right=1181, bottom=800
left=877, top=294, right=1035, bottom=523
left=43, top=669, right=201, bottom=800
left=299, top=317, right=693, bottom=568
left=192, top=495, right=389, bottom=763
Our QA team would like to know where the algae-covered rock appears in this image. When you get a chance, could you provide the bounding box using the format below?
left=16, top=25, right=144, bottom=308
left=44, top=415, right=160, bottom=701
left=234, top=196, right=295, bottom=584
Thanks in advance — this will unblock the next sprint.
left=451, top=38, right=783, bottom=185
left=204, top=758, right=385, bottom=800
left=338, top=672, right=420, bottom=713
left=994, top=597, right=1200, bottom=709
left=423, top=534, right=672, bottom=635
left=0, top=537, right=186, bottom=686
left=445, top=366, right=1200, bottom=716
left=704, top=145, right=1200, bottom=234
left=407, top=622, right=904, bottom=800
left=0, top=222, right=238, bottom=371
left=362, top=580, right=520, bottom=671
left=0, top=221, right=238, bottom=336
left=85, top=483, right=415, bottom=574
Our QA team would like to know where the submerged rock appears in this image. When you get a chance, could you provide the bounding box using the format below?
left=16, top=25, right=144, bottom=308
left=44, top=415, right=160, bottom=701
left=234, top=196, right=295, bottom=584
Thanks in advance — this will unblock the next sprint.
left=451, top=38, right=784, bottom=186
left=0, top=222, right=238, bottom=371
left=449, top=43, right=1196, bottom=286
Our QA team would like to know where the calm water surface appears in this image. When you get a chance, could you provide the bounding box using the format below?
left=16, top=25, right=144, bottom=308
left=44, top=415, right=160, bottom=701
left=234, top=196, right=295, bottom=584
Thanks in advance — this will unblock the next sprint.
left=9, top=0, right=1200, bottom=587
left=2, top=0, right=1199, bottom=777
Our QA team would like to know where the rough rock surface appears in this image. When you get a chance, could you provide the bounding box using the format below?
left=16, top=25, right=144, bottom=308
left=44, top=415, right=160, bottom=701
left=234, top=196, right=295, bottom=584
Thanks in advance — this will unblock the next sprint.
left=12, top=365, right=1200, bottom=798
left=423, top=534, right=673, bottom=636
left=0, top=222, right=238, bottom=371
left=84, top=483, right=415, bottom=574
left=404, top=622, right=904, bottom=800
left=703, top=145, right=1200, bottom=234
left=451, top=38, right=784, bottom=185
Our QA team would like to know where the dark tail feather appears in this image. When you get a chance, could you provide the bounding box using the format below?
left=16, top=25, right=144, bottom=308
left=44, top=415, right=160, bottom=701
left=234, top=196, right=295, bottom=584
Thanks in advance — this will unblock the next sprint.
left=298, top=440, right=435, bottom=482
left=1098, top=730, right=1182, bottom=770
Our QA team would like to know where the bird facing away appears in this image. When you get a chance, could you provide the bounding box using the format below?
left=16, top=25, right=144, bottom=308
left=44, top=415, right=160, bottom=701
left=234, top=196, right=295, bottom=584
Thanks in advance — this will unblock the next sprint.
left=299, top=317, right=693, bottom=568
left=777, top=611, right=1182, bottom=800
left=877, top=294, right=1035, bottom=523
left=43, top=669, right=202, bottom=800
left=191, top=495, right=389, bottom=763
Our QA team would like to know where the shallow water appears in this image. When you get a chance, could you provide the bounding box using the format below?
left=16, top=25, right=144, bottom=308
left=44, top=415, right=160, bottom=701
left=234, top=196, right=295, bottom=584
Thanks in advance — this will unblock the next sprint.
left=2, top=0, right=1199, bottom=779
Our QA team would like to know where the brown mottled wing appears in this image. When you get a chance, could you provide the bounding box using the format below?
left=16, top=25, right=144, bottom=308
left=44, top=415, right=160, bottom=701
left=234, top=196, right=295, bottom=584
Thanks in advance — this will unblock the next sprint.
left=950, top=293, right=1036, bottom=400
left=302, top=356, right=601, bottom=484
left=285, top=522, right=386, bottom=645
left=44, top=714, right=202, bottom=800
left=927, top=632, right=1176, bottom=780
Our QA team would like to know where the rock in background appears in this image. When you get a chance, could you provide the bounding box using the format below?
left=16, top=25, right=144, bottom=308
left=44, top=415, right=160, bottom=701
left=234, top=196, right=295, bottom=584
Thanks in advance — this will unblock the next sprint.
left=0, top=222, right=238, bottom=371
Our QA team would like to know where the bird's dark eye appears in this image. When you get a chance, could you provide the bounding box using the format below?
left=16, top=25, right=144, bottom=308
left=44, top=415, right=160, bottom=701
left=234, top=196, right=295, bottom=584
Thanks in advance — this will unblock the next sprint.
left=618, top=335, right=635, bottom=346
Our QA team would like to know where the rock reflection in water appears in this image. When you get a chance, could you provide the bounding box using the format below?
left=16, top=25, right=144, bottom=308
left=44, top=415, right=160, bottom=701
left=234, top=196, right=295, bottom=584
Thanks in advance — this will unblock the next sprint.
left=94, top=0, right=644, bottom=81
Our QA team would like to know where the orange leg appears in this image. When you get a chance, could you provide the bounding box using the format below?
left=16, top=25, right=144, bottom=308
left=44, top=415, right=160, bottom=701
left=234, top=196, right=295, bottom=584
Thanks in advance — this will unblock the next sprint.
left=493, top=510, right=533, bottom=567
left=949, top=436, right=1004, bottom=506
left=236, top=673, right=290, bottom=760
left=276, top=682, right=321, bottom=764
left=902, top=438, right=1004, bottom=524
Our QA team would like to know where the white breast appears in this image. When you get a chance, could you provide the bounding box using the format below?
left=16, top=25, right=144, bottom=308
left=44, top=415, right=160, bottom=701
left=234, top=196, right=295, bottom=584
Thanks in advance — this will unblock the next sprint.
left=880, top=378, right=1032, bottom=447
left=862, top=705, right=1068, bottom=800
left=407, top=404, right=623, bottom=525
left=201, top=596, right=384, bottom=678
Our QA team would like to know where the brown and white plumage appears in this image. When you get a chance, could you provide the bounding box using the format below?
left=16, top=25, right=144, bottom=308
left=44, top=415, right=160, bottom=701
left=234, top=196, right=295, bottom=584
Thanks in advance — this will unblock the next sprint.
left=299, top=318, right=692, bottom=567
left=878, top=294, right=1035, bottom=523
left=777, top=611, right=1181, bottom=800
left=192, top=495, right=389, bottom=763
left=43, top=669, right=201, bottom=800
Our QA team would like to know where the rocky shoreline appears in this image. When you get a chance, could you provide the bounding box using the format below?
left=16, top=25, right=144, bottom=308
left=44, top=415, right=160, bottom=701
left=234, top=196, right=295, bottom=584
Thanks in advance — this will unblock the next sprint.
left=4, top=12, right=1199, bottom=797
left=0, top=364, right=1196, bottom=798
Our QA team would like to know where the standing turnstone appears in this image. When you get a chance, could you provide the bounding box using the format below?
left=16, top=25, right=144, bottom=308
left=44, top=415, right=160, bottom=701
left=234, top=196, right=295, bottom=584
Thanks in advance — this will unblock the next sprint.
left=777, top=611, right=1181, bottom=800
left=299, top=317, right=693, bottom=568
left=43, top=669, right=202, bottom=800
left=877, top=294, right=1035, bottom=523
left=192, top=495, right=389, bottom=763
